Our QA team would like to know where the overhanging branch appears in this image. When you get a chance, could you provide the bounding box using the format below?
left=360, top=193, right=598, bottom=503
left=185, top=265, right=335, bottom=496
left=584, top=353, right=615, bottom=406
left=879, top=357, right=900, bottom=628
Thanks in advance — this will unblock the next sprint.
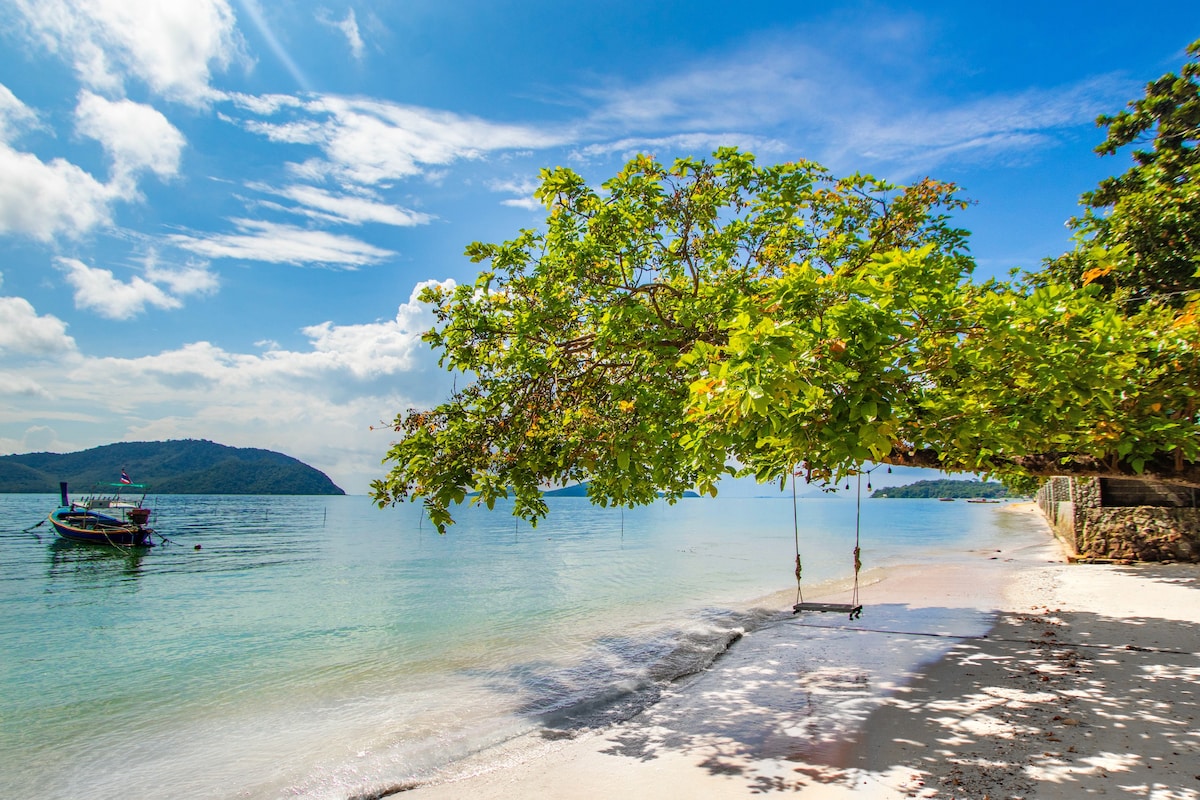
left=886, top=448, right=1200, bottom=489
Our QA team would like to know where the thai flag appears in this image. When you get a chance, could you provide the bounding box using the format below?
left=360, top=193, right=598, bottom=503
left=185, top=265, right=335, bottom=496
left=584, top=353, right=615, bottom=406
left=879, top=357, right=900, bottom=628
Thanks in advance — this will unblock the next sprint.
left=120, top=470, right=132, bottom=484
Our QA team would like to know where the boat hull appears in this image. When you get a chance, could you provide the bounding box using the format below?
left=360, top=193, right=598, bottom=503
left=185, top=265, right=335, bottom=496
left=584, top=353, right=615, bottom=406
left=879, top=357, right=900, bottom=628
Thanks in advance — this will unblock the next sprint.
left=48, top=509, right=155, bottom=547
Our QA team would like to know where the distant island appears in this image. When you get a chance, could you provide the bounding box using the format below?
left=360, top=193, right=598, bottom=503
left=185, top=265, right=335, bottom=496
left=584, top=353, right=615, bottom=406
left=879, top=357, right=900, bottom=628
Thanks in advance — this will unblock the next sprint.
left=871, top=479, right=1009, bottom=499
left=0, top=440, right=344, bottom=495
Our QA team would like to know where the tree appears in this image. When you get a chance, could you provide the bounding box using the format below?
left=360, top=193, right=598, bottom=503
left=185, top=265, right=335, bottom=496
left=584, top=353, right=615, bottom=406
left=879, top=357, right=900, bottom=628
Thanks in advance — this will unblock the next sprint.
left=374, top=147, right=1200, bottom=531
left=1042, top=39, right=1200, bottom=309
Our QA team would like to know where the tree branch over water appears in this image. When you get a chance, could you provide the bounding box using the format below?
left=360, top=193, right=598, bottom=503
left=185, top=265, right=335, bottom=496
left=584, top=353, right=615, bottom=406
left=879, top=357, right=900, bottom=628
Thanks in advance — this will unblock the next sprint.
left=374, top=127, right=1200, bottom=529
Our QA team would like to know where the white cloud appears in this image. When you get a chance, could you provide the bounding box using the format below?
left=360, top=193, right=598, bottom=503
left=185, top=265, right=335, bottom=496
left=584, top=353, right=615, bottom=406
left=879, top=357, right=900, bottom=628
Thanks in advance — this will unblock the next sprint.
left=11, top=0, right=244, bottom=106
left=300, top=278, right=451, bottom=378
left=228, top=94, right=568, bottom=187
left=55, top=253, right=217, bottom=320
left=0, top=296, right=77, bottom=356
left=57, top=257, right=183, bottom=319
left=257, top=183, right=433, bottom=227
left=488, top=175, right=542, bottom=210
left=0, top=88, right=180, bottom=242
left=576, top=36, right=1127, bottom=175
left=145, top=257, right=220, bottom=297
left=573, top=133, right=790, bottom=164
left=0, top=281, right=453, bottom=489
left=17, top=425, right=61, bottom=450
left=0, top=83, right=39, bottom=143
left=0, top=145, right=115, bottom=240
left=74, top=92, right=187, bottom=184
left=318, top=8, right=365, bottom=61
left=581, top=45, right=832, bottom=134
left=168, top=218, right=396, bottom=267
left=829, top=80, right=1121, bottom=174
left=224, top=92, right=304, bottom=116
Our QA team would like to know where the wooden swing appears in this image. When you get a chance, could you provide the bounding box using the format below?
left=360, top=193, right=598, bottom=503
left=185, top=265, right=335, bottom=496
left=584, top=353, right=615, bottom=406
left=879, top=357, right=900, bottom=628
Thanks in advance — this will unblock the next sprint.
left=792, top=467, right=873, bottom=621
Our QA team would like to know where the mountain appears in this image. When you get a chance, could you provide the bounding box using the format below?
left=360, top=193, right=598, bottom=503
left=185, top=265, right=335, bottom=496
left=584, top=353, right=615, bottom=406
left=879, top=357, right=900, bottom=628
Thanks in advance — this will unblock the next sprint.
left=0, top=440, right=344, bottom=495
left=871, top=479, right=1009, bottom=499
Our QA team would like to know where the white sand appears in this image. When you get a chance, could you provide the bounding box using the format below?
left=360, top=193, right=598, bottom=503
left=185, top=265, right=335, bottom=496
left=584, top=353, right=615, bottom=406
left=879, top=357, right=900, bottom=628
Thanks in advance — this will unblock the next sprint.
left=395, top=503, right=1200, bottom=799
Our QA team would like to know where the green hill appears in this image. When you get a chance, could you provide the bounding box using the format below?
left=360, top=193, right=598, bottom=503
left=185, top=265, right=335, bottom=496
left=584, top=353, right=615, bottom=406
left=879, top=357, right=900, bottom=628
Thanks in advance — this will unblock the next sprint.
left=871, top=479, right=1009, bottom=499
left=0, top=440, right=344, bottom=495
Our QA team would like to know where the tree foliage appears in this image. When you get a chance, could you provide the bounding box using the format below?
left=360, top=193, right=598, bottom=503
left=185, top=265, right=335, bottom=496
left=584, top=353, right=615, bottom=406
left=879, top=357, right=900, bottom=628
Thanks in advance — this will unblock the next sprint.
left=1042, top=39, right=1200, bottom=309
left=374, top=142, right=1200, bottom=530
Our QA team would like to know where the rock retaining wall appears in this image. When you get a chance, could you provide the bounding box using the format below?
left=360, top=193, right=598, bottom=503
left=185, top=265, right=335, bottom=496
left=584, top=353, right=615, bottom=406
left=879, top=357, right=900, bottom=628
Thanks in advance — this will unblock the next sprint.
left=1036, top=477, right=1200, bottom=563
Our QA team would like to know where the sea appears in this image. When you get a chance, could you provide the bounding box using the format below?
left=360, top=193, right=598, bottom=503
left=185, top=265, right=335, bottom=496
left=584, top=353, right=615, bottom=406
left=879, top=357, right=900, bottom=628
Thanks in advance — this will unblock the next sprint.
left=0, top=492, right=1035, bottom=799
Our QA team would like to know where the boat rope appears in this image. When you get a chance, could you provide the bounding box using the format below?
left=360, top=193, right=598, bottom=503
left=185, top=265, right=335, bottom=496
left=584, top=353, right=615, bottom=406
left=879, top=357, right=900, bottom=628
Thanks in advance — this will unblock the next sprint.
left=100, top=528, right=135, bottom=552
left=103, top=535, right=130, bottom=551
left=20, top=518, right=47, bottom=534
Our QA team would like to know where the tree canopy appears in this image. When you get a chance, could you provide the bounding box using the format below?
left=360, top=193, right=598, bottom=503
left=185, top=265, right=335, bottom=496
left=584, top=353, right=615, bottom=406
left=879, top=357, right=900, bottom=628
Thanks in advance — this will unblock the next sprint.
left=374, top=46, right=1200, bottom=531
left=1042, top=39, right=1200, bottom=309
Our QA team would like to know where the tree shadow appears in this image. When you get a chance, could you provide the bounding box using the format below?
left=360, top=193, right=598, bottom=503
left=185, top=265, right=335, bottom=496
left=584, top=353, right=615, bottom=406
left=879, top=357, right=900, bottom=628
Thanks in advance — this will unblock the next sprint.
left=1110, top=562, right=1200, bottom=591
left=588, top=601, right=1200, bottom=796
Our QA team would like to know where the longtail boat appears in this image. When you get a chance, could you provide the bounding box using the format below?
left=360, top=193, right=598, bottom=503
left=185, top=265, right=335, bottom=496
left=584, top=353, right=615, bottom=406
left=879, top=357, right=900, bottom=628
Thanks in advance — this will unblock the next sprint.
left=49, top=481, right=156, bottom=547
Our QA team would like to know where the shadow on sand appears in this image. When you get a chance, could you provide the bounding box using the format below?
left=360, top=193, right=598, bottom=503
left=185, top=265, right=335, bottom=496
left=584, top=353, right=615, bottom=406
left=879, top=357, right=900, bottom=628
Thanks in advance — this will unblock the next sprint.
left=590, top=600, right=1200, bottom=797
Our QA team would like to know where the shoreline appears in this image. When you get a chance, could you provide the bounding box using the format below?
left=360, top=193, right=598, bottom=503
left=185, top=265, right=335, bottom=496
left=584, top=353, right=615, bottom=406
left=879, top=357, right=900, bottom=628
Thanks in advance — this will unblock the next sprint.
left=392, top=503, right=1200, bottom=799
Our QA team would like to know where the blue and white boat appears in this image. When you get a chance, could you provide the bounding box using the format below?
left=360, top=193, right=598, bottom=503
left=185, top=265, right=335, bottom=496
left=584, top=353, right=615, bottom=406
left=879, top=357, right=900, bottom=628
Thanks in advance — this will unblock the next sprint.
left=48, top=481, right=156, bottom=547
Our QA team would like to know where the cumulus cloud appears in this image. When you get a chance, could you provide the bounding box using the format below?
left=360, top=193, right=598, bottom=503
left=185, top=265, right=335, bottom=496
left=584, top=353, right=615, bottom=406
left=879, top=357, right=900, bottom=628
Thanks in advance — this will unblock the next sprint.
left=57, top=257, right=182, bottom=319
left=95, top=280, right=446, bottom=384
left=0, top=87, right=181, bottom=241
left=11, top=0, right=244, bottom=106
left=0, top=295, right=77, bottom=356
left=56, top=255, right=218, bottom=319
left=75, top=91, right=187, bottom=184
left=168, top=218, right=396, bottom=267
left=0, top=280, right=454, bottom=488
left=0, top=145, right=115, bottom=241
left=300, top=278, right=451, bottom=378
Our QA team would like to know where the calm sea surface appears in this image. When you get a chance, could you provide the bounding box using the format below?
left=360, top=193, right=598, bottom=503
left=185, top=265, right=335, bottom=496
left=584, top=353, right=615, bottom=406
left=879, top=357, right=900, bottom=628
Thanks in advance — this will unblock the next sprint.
left=0, top=493, right=1032, bottom=799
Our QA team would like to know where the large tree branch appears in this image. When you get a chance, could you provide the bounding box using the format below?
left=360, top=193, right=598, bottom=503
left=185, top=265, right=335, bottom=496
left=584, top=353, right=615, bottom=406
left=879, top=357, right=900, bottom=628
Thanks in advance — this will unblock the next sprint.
left=887, top=448, right=1200, bottom=489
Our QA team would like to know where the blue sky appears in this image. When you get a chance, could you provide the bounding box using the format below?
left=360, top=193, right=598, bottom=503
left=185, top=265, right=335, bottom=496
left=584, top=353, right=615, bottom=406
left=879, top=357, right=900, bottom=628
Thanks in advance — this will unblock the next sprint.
left=0, top=1, right=1196, bottom=494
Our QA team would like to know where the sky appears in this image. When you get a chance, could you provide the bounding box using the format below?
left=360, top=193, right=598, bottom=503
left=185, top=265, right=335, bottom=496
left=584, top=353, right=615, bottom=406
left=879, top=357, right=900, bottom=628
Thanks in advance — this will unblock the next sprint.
left=0, top=1, right=1197, bottom=496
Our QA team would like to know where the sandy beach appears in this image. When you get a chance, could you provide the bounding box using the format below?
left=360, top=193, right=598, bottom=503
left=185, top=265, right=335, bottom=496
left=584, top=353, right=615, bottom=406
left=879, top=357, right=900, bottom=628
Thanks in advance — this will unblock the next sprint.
left=397, top=503, right=1200, bottom=799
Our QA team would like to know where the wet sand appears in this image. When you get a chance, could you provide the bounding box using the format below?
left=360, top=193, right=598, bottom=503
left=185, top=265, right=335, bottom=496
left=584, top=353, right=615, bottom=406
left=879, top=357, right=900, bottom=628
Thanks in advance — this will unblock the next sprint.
left=396, top=503, right=1200, bottom=799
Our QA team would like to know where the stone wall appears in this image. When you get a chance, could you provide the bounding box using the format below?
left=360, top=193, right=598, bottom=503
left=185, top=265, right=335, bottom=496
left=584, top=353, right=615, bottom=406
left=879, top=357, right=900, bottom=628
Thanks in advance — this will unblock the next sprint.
left=1036, top=476, right=1200, bottom=563
left=1076, top=507, right=1200, bottom=562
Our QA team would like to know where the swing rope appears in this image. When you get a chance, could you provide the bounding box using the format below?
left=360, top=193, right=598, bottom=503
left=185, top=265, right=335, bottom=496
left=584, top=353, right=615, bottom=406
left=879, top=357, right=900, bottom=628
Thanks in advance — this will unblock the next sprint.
left=792, top=464, right=865, bottom=620
left=851, top=472, right=862, bottom=609
left=793, top=470, right=803, bottom=606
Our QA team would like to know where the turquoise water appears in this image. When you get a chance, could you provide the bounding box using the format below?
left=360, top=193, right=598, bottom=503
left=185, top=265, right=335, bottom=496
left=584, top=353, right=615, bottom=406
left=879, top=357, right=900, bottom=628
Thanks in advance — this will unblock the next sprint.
left=0, top=493, right=1028, bottom=799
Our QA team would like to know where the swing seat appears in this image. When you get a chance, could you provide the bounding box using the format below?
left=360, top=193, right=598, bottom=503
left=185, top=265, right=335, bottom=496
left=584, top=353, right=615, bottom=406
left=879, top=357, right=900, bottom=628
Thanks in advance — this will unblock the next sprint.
left=793, top=602, right=863, bottom=620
